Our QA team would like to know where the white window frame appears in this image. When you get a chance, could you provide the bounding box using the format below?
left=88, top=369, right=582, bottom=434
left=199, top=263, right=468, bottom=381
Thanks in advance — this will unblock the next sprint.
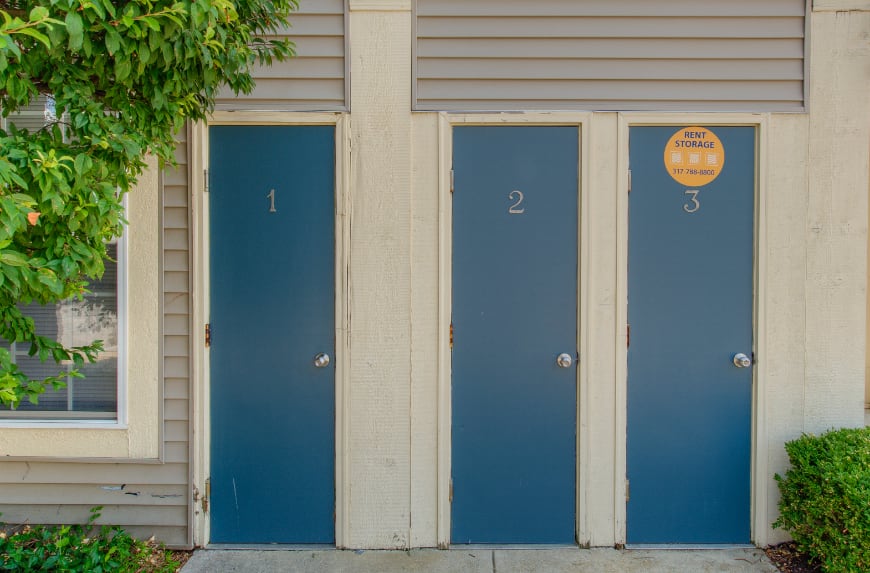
left=0, top=157, right=161, bottom=460
left=0, top=213, right=128, bottom=425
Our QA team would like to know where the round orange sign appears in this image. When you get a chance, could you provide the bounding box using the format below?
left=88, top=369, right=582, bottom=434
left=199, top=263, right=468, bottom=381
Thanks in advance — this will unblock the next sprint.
left=663, top=126, right=725, bottom=187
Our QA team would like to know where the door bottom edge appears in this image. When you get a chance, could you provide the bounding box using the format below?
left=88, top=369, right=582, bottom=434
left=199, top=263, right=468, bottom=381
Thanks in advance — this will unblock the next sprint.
left=449, top=544, right=579, bottom=550
left=625, top=544, right=756, bottom=550
left=206, top=543, right=336, bottom=551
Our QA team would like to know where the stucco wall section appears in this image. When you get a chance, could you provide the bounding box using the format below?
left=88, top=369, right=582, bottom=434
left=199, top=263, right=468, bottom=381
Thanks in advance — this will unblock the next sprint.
left=759, top=113, right=811, bottom=545
left=803, top=9, right=868, bottom=433
left=345, top=1, right=413, bottom=549
left=582, top=113, right=620, bottom=547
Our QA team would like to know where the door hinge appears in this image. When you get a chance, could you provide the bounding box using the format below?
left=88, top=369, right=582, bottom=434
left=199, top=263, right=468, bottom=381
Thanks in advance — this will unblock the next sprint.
left=205, top=323, right=211, bottom=347
left=626, top=324, right=630, bottom=348
left=449, top=169, right=454, bottom=194
left=625, top=479, right=630, bottom=502
left=203, top=478, right=211, bottom=513
left=449, top=322, right=454, bottom=350
left=204, top=169, right=209, bottom=193
left=627, top=169, right=632, bottom=194
left=449, top=478, right=454, bottom=504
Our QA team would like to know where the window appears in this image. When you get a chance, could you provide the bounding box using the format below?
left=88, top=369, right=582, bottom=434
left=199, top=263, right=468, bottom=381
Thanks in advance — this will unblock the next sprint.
left=0, top=244, right=125, bottom=420
left=0, top=97, right=157, bottom=457
left=0, top=97, right=125, bottom=421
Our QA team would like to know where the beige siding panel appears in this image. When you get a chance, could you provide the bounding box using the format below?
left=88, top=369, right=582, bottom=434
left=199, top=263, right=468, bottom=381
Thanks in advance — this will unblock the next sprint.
left=165, top=270, right=190, bottom=294
left=164, top=251, right=189, bottom=273
left=164, top=315, right=189, bottom=336
left=126, top=526, right=188, bottom=547
left=0, top=484, right=187, bottom=506
left=164, top=206, right=188, bottom=230
left=418, top=38, right=804, bottom=59
left=165, top=230, right=190, bottom=253
left=418, top=16, right=804, bottom=38
left=165, top=421, right=188, bottom=443
left=165, top=357, right=189, bottom=380
left=418, top=79, right=803, bottom=102
left=417, top=0, right=805, bottom=17
left=165, top=293, right=189, bottom=315
left=164, top=442, right=188, bottom=463
left=163, top=185, right=189, bottom=208
left=0, top=463, right=188, bottom=485
left=415, top=0, right=806, bottom=111
left=419, top=59, right=804, bottom=81
left=164, top=399, right=189, bottom=422
left=163, top=270, right=190, bottom=293
left=165, top=378, right=189, bottom=399
left=216, top=1, right=346, bottom=110
left=0, top=505, right=187, bottom=527
left=164, top=335, right=189, bottom=358
left=163, top=164, right=188, bottom=188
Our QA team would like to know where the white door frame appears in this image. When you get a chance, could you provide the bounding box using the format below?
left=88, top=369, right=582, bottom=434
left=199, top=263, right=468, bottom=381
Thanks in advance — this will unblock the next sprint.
left=435, top=112, right=591, bottom=547
left=189, top=112, right=351, bottom=547
left=616, top=113, right=769, bottom=545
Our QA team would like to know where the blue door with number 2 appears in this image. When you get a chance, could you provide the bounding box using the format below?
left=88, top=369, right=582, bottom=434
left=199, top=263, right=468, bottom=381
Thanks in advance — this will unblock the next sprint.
left=452, top=126, right=578, bottom=544
left=209, top=126, right=336, bottom=544
left=627, top=126, right=755, bottom=544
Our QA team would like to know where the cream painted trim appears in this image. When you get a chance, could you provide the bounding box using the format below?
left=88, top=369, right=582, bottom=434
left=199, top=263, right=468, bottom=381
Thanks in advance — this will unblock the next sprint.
left=576, top=117, right=593, bottom=546
left=190, top=120, right=208, bottom=547
left=615, top=112, right=768, bottom=546
left=0, top=157, right=162, bottom=460
left=435, top=113, right=451, bottom=548
left=190, top=111, right=350, bottom=548
left=349, top=0, right=411, bottom=11
left=814, top=0, right=870, bottom=11
left=436, top=112, right=591, bottom=548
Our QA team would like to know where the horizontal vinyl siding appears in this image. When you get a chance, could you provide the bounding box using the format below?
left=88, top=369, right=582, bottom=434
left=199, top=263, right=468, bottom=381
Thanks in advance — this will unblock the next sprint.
left=0, top=131, right=192, bottom=549
left=415, top=0, right=806, bottom=111
left=216, top=0, right=346, bottom=110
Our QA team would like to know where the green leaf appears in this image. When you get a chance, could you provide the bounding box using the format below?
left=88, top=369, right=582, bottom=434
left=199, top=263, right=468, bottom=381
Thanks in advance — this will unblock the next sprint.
left=11, top=27, right=52, bottom=49
left=65, top=11, right=84, bottom=51
left=36, top=269, right=62, bottom=294
left=114, top=58, right=131, bottom=81
left=0, top=251, right=28, bottom=267
left=28, top=7, right=49, bottom=22
left=105, top=29, right=120, bottom=54
left=74, top=153, right=92, bottom=175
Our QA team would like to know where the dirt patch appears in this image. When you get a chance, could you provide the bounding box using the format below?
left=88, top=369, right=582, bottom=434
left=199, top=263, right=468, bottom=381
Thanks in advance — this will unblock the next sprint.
left=167, top=549, right=193, bottom=571
left=765, top=543, right=822, bottom=573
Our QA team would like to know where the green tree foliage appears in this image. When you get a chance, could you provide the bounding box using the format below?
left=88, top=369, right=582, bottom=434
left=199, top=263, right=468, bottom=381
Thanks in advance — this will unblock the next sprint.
left=0, top=0, right=296, bottom=406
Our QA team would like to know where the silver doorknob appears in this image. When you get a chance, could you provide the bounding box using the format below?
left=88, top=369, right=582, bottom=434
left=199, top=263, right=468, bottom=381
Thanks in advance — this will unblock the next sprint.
left=313, top=353, right=331, bottom=368
left=556, top=353, right=574, bottom=368
left=732, top=353, right=752, bottom=368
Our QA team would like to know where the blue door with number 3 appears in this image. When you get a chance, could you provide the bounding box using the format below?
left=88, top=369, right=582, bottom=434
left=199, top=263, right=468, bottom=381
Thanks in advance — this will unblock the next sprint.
left=209, top=125, right=336, bottom=544
left=452, top=126, right=578, bottom=544
left=627, top=126, right=755, bottom=544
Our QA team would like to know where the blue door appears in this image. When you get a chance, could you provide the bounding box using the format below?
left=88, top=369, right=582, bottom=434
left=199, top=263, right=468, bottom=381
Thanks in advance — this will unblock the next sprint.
left=209, top=125, right=335, bottom=544
left=627, top=126, right=755, bottom=544
left=452, top=126, right=578, bottom=544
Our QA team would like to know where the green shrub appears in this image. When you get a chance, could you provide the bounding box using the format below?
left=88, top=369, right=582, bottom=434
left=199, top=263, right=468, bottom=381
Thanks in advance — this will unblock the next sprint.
left=774, top=427, right=870, bottom=573
left=0, top=507, right=179, bottom=572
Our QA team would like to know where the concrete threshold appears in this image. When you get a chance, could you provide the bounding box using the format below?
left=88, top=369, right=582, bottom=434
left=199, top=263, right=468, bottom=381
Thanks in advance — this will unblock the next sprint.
left=181, top=546, right=779, bottom=573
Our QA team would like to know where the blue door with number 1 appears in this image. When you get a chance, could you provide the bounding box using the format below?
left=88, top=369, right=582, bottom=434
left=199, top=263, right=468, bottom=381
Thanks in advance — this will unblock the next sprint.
left=209, top=126, right=335, bottom=544
left=627, top=126, right=755, bottom=544
left=452, top=126, right=578, bottom=544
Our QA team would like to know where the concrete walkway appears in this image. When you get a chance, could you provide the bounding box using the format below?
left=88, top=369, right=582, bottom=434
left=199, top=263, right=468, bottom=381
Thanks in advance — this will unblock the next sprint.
left=181, top=547, right=779, bottom=573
